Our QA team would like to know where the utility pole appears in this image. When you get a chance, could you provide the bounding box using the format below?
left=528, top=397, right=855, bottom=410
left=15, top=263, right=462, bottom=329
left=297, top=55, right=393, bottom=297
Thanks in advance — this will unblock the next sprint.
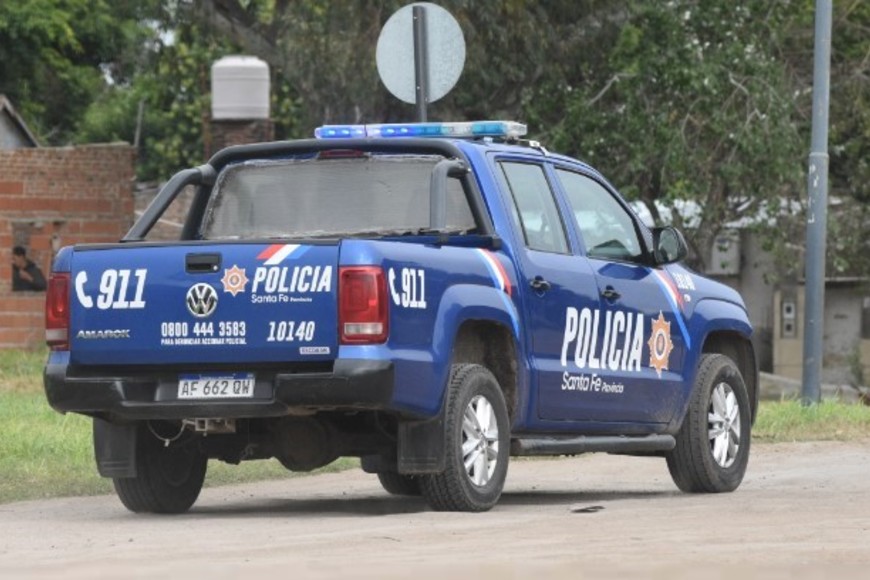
left=801, top=0, right=833, bottom=405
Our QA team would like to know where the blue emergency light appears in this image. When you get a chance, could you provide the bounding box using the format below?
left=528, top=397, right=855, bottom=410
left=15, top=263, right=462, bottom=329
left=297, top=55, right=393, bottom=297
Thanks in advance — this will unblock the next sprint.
left=314, top=121, right=527, bottom=140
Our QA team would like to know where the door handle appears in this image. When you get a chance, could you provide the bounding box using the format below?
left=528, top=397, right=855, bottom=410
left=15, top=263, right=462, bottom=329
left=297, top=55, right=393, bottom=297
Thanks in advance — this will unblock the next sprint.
left=601, top=286, right=621, bottom=301
left=530, top=276, right=552, bottom=292
left=186, top=253, right=221, bottom=273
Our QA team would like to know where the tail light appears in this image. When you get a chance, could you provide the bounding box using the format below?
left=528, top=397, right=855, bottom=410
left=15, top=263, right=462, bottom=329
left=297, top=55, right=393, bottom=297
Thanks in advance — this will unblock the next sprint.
left=339, top=266, right=388, bottom=344
left=45, top=272, right=70, bottom=350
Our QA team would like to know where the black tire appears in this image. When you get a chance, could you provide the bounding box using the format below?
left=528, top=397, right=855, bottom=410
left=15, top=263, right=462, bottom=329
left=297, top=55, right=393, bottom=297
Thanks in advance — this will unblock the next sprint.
left=113, top=423, right=207, bottom=514
left=420, top=364, right=510, bottom=512
left=666, top=353, right=751, bottom=493
left=376, top=471, right=422, bottom=496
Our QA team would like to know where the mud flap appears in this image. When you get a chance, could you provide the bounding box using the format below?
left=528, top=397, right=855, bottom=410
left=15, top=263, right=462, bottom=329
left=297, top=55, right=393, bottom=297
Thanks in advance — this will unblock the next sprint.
left=397, top=412, right=446, bottom=474
left=93, top=418, right=138, bottom=478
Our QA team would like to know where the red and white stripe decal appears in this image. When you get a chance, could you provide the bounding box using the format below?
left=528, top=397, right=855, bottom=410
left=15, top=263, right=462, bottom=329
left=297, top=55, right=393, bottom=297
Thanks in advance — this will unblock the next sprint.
left=476, top=249, right=513, bottom=296
left=256, top=244, right=300, bottom=265
left=653, top=269, right=684, bottom=311
left=651, top=268, right=692, bottom=348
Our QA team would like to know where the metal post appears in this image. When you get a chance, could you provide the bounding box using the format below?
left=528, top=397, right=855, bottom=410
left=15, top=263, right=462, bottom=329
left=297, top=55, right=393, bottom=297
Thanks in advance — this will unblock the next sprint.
left=413, top=5, right=429, bottom=122
left=801, top=0, right=833, bottom=406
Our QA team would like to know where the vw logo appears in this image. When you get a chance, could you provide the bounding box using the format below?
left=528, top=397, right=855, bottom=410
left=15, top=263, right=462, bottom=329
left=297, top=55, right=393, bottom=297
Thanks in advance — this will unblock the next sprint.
left=186, top=283, right=218, bottom=318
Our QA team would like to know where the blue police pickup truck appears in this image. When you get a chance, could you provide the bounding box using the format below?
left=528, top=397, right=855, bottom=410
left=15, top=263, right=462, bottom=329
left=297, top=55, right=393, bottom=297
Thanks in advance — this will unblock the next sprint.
left=44, top=121, right=757, bottom=513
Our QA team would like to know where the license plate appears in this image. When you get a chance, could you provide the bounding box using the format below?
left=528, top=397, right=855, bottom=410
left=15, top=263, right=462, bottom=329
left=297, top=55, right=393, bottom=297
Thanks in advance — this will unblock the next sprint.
left=177, top=373, right=255, bottom=399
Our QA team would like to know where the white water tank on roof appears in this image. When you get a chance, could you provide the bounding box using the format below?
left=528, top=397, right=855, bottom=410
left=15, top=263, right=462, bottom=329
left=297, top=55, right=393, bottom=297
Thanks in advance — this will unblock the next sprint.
left=211, top=56, right=270, bottom=120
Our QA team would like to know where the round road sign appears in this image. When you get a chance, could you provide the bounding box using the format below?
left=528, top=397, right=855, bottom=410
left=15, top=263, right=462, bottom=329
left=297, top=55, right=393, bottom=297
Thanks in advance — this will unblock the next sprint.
left=376, top=3, right=466, bottom=105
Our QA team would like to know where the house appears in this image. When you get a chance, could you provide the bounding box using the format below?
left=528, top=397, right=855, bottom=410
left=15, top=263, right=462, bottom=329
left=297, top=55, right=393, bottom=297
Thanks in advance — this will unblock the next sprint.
left=0, top=96, right=135, bottom=347
left=0, top=95, right=39, bottom=149
left=633, top=199, right=870, bottom=390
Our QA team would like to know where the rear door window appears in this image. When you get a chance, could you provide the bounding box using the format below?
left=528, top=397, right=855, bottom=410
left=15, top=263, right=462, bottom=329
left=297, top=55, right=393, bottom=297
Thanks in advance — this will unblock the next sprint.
left=497, top=161, right=569, bottom=254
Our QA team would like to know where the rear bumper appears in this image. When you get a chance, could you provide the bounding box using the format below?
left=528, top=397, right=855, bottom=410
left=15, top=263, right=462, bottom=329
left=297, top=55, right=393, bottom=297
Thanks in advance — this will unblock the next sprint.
left=44, top=358, right=394, bottom=420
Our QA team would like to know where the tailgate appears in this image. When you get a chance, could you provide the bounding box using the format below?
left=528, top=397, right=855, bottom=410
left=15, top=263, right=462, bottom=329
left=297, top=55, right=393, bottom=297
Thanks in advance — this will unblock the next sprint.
left=69, top=243, right=338, bottom=366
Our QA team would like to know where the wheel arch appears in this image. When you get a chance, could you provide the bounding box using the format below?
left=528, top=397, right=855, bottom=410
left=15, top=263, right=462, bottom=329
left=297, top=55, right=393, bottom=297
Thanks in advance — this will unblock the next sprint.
left=430, top=283, right=523, bottom=421
left=451, top=319, right=520, bottom=423
left=701, top=331, right=759, bottom=423
left=397, top=286, right=523, bottom=475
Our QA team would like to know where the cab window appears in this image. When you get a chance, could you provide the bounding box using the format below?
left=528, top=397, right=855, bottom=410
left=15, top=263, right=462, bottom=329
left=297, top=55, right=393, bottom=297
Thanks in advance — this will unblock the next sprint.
left=202, top=155, right=475, bottom=240
left=498, top=162, right=569, bottom=254
left=556, top=169, right=643, bottom=262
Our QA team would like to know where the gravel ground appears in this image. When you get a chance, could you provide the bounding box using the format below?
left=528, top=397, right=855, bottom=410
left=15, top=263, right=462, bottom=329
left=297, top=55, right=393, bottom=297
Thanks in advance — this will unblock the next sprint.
left=1, top=440, right=868, bottom=579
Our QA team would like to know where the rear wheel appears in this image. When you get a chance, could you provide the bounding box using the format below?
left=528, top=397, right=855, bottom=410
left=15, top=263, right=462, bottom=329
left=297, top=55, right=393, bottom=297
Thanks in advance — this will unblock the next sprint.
left=113, top=423, right=207, bottom=514
left=376, top=471, right=421, bottom=496
left=666, top=353, right=751, bottom=493
left=420, top=364, right=510, bottom=512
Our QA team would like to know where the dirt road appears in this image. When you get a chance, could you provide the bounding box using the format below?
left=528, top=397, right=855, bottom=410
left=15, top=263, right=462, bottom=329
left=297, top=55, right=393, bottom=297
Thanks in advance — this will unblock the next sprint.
left=1, top=441, right=868, bottom=579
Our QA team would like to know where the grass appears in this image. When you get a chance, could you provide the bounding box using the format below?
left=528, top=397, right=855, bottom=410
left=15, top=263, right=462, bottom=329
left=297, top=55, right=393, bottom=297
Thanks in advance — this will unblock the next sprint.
left=753, top=399, right=870, bottom=442
left=2, top=349, right=870, bottom=503
left=0, top=388, right=358, bottom=503
left=0, top=349, right=356, bottom=504
left=0, top=348, right=45, bottom=392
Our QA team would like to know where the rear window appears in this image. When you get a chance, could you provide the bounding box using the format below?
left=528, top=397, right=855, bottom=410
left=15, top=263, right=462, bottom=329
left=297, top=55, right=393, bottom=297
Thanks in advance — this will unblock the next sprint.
left=201, top=154, right=475, bottom=239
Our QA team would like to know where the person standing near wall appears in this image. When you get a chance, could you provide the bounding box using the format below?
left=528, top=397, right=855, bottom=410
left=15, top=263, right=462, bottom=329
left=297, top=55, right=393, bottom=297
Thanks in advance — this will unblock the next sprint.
left=11, top=246, right=46, bottom=291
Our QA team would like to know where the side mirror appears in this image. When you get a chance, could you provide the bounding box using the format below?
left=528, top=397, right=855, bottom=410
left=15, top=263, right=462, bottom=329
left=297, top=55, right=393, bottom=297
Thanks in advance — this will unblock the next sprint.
left=652, top=226, right=688, bottom=265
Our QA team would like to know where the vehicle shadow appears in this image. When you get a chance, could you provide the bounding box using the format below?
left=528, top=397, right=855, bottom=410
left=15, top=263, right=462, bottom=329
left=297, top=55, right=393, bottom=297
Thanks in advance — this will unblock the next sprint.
left=500, top=488, right=680, bottom=507
left=186, top=488, right=678, bottom=518
left=191, top=494, right=428, bottom=518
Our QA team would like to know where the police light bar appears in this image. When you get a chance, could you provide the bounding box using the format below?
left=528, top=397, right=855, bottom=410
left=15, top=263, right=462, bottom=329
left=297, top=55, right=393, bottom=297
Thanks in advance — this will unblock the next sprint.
left=314, top=121, right=527, bottom=140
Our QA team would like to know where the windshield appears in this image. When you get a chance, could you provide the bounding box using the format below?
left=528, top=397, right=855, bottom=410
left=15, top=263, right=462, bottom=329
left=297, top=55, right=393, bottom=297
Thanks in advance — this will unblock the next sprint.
left=201, top=154, right=476, bottom=239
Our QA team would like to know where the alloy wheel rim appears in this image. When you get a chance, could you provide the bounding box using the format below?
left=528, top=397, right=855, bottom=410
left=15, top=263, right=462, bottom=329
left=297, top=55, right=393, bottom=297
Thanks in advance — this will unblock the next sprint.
left=461, top=395, right=499, bottom=486
left=708, top=382, right=741, bottom=468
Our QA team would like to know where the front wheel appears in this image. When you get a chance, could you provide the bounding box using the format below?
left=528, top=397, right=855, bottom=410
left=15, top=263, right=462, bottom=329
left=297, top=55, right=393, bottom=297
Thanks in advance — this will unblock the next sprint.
left=112, top=422, right=208, bottom=514
left=420, top=364, right=510, bottom=512
left=666, top=353, right=751, bottom=493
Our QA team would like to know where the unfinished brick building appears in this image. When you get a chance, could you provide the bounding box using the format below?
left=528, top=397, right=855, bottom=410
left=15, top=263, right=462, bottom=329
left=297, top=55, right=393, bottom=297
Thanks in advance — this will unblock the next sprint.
left=1, top=61, right=270, bottom=349
left=0, top=144, right=135, bottom=347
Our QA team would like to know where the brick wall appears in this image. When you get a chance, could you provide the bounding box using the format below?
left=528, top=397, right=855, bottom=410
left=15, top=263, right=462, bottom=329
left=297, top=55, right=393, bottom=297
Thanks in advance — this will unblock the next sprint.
left=133, top=184, right=196, bottom=242
left=0, top=143, right=135, bottom=348
left=134, top=118, right=275, bottom=242
left=207, top=119, right=273, bottom=158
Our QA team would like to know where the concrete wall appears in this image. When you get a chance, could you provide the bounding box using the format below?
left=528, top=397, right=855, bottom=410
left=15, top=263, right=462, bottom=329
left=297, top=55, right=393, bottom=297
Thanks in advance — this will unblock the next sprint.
left=773, top=287, right=804, bottom=381
left=133, top=117, right=275, bottom=243
left=773, top=286, right=870, bottom=386
left=706, top=230, right=777, bottom=371
left=0, top=143, right=136, bottom=348
left=706, top=230, right=870, bottom=385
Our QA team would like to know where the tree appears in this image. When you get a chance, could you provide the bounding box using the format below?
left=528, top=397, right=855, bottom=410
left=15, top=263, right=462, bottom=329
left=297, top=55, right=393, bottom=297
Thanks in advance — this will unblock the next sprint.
left=0, top=0, right=156, bottom=143
left=193, top=0, right=609, bottom=129
left=526, top=1, right=806, bottom=271
left=6, top=0, right=868, bottom=282
left=825, top=1, right=870, bottom=277
left=77, top=2, right=307, bottom=179
left=769, top=0, right=870, bottom=279
left=196, top=0, right=812, bottom=272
